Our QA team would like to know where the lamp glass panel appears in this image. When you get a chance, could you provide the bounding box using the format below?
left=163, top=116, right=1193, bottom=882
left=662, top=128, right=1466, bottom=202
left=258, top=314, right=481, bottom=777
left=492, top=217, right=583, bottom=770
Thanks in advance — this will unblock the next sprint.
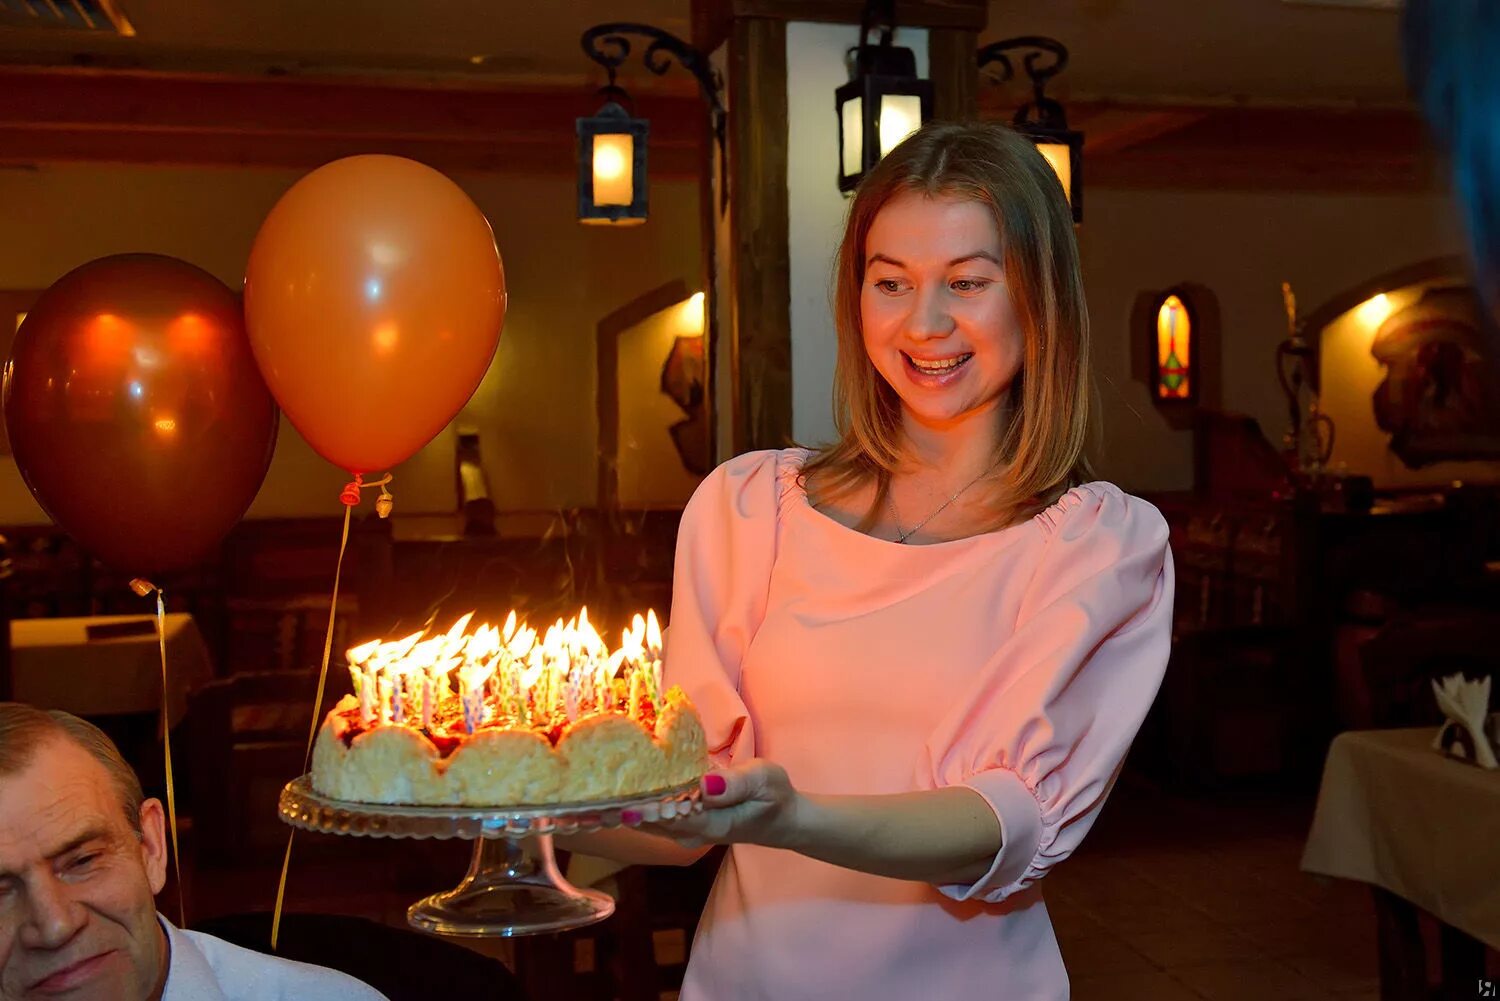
left=592, top=133, right=635, bottom=207
left=878, top=94, right=922, bottom=157
left=1036, top=142, right=1073, bottom=206
left=841, top=96, right=864, bottom=177
left=1155, top=294, right=1191, bottom=399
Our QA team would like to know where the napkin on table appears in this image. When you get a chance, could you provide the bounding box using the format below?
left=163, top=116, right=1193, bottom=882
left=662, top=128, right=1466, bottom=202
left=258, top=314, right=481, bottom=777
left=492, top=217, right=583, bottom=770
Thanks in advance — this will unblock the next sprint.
left=1431, top=673, right=1498, bottom=769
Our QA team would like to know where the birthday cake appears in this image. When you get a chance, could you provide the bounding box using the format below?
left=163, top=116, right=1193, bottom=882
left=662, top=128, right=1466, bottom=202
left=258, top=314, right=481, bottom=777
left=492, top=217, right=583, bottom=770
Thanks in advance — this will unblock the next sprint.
left=310, top=609, right=708, bottom=806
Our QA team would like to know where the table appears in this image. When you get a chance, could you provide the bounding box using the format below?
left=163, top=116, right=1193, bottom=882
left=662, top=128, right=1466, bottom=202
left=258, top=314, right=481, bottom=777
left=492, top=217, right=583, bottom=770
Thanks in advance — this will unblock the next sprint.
left=9, top=613, right=213, bottom=728
left=1302, top=727, right=1500, bottom=999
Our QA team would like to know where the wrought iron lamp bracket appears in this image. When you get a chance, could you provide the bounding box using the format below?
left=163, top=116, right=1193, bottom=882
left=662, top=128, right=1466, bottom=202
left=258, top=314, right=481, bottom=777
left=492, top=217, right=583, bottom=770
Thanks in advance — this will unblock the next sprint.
left=581, top=23, right=727, bottom=176
left=977, top=36, right=1071, bottom=130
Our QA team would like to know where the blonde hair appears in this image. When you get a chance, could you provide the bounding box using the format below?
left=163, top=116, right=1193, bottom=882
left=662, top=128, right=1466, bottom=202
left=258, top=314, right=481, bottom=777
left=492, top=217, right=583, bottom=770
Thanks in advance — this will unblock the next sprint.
left=0, top=702, right=146, bottom=837
left=801, top=121, right=1096, bottom=530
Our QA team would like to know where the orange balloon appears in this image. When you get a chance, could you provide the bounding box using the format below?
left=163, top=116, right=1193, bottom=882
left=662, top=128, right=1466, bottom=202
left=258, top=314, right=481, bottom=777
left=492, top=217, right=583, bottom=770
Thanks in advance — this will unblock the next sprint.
left=244, top=155, right=505, bottom=474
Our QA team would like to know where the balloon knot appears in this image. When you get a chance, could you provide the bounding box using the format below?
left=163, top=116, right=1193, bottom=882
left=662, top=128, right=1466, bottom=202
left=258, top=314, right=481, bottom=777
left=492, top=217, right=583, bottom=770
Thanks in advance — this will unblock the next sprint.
left=338, top=473, right=393, bottom=512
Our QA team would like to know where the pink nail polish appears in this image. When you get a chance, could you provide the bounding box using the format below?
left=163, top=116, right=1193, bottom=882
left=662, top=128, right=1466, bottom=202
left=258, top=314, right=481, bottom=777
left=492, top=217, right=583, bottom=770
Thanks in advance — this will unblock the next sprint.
left=703, top=774, right=726, bottom=796
left=621, top=809, right=642, bottom=825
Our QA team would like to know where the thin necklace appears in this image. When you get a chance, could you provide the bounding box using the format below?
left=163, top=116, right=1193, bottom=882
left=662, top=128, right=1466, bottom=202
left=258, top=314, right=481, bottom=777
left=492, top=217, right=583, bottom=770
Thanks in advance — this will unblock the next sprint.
left=885, top=460, right=1001, bottom=544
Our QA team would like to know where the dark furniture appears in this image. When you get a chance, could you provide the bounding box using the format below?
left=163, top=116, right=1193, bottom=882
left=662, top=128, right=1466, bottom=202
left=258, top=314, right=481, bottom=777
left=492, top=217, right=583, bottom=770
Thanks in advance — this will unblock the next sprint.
left=185, top=669, right=340, bottom=865
left=1142, top=409, right=1500, bottom=789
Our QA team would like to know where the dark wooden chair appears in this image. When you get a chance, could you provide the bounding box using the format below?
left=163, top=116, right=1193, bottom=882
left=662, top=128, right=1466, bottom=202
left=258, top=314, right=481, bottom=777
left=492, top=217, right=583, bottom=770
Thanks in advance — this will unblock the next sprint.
left=1148, top=624, right=1331, bottom=791
left=185, top=670, right=343, bottom=866
left=1355, top=606, right=1500, bottom=730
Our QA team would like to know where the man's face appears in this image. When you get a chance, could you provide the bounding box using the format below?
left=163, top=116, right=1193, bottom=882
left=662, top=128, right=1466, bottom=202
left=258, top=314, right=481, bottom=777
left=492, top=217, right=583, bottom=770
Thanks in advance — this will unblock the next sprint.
left=0, top=736, right=167, bottom=1000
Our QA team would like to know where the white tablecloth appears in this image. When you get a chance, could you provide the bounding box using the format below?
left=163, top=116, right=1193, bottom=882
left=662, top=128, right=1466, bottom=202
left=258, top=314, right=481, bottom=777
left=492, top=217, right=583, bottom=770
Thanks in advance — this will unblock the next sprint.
left=1301, top=727, right=1500, bottom=950
left=10, top=613, right=213, bottom=728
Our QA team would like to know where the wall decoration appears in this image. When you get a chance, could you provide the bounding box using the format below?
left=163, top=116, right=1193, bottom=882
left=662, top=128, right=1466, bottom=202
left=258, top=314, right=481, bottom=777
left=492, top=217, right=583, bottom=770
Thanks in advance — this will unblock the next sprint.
left=1132, top=283, right=1218, bottom=429
left=1370, top=286, right=1500, bottom=468
left=661, top=331, right=708, bottom=476
left=1155, top=292, right=1194, bottom=401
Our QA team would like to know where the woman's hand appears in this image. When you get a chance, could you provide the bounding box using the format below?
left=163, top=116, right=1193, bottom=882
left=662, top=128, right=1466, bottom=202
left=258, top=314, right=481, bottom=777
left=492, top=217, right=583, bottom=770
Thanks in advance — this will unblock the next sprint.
left=618, top=763, right=1002, bottom=886
left=630, top=759, right=803, bottom=850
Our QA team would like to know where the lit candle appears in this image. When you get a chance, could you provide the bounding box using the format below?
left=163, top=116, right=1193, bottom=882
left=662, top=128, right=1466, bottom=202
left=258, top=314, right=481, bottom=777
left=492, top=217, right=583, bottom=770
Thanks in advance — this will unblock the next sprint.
left=347, top=606, right=679, bottom=742
left=357, top=670, right=374, bottom=726
left=644, top=609, right=665, bottom=712
left=564, top=671, right=580, bottom=723
left=461, top=688, right=479, bottom=734
left=520, top=655, right=544, bottom=728
left=579, top=667, right=595, bottom=714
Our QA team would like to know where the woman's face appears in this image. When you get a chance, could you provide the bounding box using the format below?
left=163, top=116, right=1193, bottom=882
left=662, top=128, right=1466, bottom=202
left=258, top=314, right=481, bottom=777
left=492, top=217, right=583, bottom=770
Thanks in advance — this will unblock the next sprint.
left=860, top=191, right=1023, bottom=431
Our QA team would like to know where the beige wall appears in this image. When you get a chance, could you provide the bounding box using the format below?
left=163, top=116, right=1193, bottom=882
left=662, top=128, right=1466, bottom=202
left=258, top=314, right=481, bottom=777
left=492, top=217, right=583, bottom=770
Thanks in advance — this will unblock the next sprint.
left=1076, top=186, right=1466, bottom=492
left=0, top=162, right=702, bottom=523
left=785, top=21, right=928, bottom=447
left=0, top=161, right=1471, bottom=524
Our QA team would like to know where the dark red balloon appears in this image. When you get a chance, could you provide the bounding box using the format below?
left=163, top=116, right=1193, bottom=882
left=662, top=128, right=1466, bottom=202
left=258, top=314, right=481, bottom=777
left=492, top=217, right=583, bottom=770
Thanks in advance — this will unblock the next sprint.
left=4, top=254, right=278, bottom=575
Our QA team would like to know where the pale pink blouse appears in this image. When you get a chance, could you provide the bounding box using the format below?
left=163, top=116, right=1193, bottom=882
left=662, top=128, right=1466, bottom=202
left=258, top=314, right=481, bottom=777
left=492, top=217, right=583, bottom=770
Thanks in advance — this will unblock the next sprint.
left=663, top=448, right=1175, bottom=1001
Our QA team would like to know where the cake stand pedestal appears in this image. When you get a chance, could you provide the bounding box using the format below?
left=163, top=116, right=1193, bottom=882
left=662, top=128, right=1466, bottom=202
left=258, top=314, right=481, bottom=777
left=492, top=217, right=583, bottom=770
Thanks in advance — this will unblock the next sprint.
left=278, top=775, right=702, bottom=937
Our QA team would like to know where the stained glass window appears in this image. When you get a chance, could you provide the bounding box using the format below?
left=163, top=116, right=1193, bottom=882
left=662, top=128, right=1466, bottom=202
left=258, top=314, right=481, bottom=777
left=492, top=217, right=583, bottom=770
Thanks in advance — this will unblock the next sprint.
left=1155, top=294, right=1192, bottom=400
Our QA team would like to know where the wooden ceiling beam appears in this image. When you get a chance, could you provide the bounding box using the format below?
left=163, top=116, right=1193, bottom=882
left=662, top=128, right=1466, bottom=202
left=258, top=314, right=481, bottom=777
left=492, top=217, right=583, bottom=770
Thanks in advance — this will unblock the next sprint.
left=0, top=124, right=703, bottom=176
left=0, top=66, right=706, bottom=175
left=694, top=0, right=987, bottom=52
left=0, top=66, right=1439, bottom=191
left=980, top=97, right=1437, bottom=192
left=1073, top=108, right=1214, bottom=156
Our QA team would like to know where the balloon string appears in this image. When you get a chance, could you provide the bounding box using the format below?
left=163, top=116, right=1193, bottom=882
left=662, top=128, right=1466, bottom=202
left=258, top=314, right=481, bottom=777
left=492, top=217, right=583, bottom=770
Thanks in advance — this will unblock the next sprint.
left=130, top=578, right=186, bottom=929
left=272, top=498, right=354, bottom=952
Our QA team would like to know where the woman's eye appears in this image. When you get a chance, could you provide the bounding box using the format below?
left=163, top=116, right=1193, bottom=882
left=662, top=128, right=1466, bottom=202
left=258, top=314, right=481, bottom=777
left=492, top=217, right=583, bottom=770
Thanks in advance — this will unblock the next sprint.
left=873, top=279, right=904, bottom=293
left=951, top=279, right=990, bottom=293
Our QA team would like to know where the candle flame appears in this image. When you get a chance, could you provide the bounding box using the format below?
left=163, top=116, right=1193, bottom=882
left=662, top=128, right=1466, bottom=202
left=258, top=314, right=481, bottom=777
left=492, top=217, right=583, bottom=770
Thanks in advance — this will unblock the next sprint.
left=507, top=625, right=535, bottom=658
left=344, top=606, right=664, bottom=731
left=646, top=609, right=662, bottom=652
left=443, top=611, right=475, bottom=646
left=347, top=638, right=382, bottom=666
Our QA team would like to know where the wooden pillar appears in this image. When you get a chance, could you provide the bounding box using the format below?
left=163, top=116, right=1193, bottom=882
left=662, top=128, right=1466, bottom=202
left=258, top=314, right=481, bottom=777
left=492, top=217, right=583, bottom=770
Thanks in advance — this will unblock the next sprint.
left=694, top=0, right=987, bottom=456
left=929, top=25, right=980, bottom=123
left=729, top=18, right=792, bottom=455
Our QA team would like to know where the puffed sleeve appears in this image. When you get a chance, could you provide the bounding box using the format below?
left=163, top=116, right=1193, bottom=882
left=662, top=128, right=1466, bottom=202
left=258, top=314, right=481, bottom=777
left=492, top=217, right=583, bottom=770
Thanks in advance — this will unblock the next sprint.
left=919, top=483, right=1174, bottom=904
left=661, top=449, right=784, bottom=767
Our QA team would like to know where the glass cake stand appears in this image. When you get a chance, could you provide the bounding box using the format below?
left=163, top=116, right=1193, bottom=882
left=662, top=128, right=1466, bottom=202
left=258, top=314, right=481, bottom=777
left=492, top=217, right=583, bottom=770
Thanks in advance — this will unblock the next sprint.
left=278, top=775, right=702, bottom=937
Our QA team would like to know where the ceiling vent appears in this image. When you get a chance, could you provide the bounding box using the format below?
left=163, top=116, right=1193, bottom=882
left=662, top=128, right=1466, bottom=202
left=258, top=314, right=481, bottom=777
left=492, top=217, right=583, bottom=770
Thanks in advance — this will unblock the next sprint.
left=0, top=0, right=135, bottom=36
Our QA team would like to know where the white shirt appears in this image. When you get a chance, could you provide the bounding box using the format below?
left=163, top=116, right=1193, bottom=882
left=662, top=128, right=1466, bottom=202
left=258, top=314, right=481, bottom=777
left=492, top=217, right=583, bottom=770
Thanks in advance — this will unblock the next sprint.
left=159, top=915, right=390, bottom=1001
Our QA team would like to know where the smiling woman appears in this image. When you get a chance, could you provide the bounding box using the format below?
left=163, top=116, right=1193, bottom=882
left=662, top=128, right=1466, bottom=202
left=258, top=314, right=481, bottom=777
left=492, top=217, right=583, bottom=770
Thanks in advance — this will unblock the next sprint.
left=806, top=122, right=1094, bottom=539
left=861, top=196, right=1022, bottom=442
left=567, top=122, right=1174, bottom=1001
